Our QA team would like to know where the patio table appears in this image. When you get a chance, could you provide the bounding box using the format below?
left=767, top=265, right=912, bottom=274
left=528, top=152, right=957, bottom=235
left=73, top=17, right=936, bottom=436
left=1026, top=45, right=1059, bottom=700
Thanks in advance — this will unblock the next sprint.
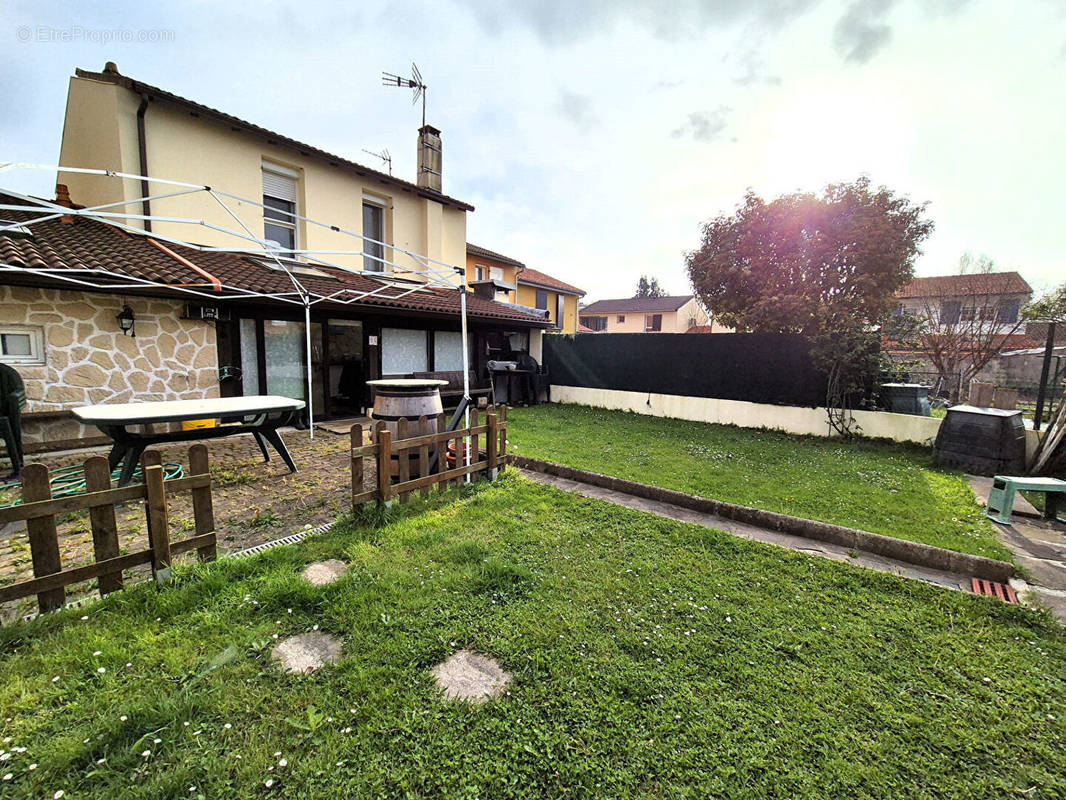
left=72, top=395, right=306, bottom=486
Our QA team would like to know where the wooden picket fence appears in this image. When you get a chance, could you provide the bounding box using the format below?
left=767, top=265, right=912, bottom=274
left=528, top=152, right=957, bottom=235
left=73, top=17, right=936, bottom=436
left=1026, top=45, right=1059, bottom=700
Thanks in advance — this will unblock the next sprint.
left=350, top=406, right=509, bottom=507
left=0, top=444, right=216, bottom=616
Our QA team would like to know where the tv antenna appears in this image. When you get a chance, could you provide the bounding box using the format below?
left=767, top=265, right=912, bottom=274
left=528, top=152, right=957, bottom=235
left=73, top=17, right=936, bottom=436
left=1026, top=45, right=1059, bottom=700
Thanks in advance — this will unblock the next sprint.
left=361, top=147, right=392, bottom=175
left=382, top=62, right=427, bottom=127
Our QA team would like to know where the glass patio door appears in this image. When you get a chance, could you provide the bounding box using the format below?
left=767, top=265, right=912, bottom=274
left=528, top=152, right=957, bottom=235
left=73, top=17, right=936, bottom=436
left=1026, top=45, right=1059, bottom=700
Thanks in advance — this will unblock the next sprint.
left=263, top=319, right=306, bottom=401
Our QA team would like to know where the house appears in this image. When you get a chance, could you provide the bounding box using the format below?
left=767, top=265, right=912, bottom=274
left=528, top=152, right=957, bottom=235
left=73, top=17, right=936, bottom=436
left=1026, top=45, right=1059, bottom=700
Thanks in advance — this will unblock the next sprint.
left=57, top=62, right=470, bottom=277
left=466, top=243, right=522, bottom=304
left=0, top=189, right=549, bottom=451
left=515, top=267, right=584, bottom=334
left=895, top=272, right=1033, bottom=332
left=465, top=244, right=585, bottom=333
left=578, top=296, right=716, bottom=333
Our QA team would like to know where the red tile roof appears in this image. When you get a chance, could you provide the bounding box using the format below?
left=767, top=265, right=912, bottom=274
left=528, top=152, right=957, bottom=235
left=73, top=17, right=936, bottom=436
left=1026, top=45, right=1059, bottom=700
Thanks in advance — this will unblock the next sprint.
left=466, top=243, right=525, bottom=268
left=685, top=325, right=715, bottom=333
left=896, top=272, right=1032, bottom=299
left=516, top=267, right=585, bottom=296
left=0, top=194, right=547, bottom=326
left=75, top=65, right=475, bottom=212
left=580, top=295, right=693, bottom=313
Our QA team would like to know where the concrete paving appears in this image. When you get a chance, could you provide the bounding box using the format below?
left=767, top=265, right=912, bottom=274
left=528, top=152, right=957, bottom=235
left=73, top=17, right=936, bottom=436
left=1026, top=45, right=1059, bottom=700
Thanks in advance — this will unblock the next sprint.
left=271, top=632, right=343, bottom=674
left=301, top=559, right=348, bottom=586
left=967, top=475, right=1040, bottom=516
left=431, top=650, right=512, bottom=703
left=966, top=474, right=1066, bottom=623
left=521, top=469, right=972, bottom=594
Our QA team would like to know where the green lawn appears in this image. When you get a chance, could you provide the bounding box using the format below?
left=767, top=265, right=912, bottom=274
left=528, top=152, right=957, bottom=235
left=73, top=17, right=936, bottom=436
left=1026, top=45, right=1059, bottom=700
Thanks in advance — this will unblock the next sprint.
left=508, top=404, right=1011, bottom=561
left=1, top=476, right=1063, bottom=798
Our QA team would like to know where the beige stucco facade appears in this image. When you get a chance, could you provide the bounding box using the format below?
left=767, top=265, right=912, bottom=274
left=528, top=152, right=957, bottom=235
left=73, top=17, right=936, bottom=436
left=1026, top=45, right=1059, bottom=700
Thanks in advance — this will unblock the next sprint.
left=58, top=74, right=467, bottom=281
left=580, top=297, right=712, bottom=333
left=1, top=285, right=218, bottom=445
left=465, top=254, right=519, bottom=303
left=516, top=284, right=580, bottom=333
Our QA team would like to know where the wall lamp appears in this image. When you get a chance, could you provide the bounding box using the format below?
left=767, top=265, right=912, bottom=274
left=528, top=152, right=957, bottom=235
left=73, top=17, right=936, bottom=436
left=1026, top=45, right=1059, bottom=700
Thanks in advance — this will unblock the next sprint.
left=116, top=305, right=136, bottom=337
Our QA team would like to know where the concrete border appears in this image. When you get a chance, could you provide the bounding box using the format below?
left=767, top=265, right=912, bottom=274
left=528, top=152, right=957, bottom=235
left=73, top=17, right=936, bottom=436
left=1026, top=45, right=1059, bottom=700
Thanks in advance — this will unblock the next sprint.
left=514, top=455, right=1015, bottom=583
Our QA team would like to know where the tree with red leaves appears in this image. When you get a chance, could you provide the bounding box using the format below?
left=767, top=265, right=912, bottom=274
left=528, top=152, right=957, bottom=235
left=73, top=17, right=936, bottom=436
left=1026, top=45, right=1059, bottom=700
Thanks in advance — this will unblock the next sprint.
left=686, top=178, right=933, bottom=433
left=685, top=177, right=933, bottom=335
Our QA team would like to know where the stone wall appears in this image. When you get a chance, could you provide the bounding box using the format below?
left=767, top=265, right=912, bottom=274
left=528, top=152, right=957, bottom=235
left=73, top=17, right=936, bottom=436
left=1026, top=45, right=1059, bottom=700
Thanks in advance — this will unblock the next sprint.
left=0, top=286, right=219, bottom=444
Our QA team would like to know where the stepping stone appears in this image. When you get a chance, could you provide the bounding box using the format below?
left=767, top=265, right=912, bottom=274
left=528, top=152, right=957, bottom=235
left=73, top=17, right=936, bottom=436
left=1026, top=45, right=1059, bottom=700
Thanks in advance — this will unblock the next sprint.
left=271, top=632, right=342, bottom=674
left=302, top=559, right=348, bottom=586
left=431, top=649, right=512, bottom=704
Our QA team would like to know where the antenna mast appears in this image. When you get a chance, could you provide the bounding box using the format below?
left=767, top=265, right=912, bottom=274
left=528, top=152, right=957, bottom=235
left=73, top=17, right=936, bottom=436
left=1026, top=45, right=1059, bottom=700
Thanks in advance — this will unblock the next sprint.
left=382, top=62, right=427, bottom=127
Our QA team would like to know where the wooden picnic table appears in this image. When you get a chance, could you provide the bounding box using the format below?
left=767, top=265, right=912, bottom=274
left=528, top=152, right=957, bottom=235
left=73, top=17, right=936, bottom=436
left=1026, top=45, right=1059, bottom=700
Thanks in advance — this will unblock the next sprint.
left=72, top=396, right=306, bottom=486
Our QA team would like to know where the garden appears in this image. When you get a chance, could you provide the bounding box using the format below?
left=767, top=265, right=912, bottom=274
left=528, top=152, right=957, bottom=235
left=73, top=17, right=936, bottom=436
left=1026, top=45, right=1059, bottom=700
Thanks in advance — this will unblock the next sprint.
left=1, top=474, right=1063, bottom=798
left=507, top=404, right=1011, bottom=561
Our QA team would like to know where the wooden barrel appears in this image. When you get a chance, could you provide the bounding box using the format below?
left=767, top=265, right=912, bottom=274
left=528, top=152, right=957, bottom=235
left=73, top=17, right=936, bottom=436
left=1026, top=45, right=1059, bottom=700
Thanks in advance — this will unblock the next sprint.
left=368, top=379, right=448, bottom=480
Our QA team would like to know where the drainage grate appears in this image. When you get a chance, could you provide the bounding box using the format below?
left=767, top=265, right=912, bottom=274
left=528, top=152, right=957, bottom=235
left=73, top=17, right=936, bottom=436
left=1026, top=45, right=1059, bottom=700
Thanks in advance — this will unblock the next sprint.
left=17, top=520, right=339, bottom=622
left=970, top=578, right=1018, bottom=603
left=232, top=520, right=336, bottom=559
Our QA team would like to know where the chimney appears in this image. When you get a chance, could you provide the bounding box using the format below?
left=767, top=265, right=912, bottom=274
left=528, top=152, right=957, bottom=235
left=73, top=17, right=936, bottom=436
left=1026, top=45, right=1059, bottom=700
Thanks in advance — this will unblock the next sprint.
left=417, top=125, right=442, bottom=193
left=55, top=183, right=74, bottom=224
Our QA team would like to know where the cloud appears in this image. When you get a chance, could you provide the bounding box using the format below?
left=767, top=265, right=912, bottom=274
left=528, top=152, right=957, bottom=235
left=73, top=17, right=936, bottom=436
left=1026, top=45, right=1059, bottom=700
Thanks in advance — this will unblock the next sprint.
left=671, top=106, right=731, bottom=142
left=557, top=89, right=596, bottom=130
left=732, top=51, right=783, bottom=87
left=833, top=0, right=897, bottom=64
left=463, top=0, right=818, bottom=46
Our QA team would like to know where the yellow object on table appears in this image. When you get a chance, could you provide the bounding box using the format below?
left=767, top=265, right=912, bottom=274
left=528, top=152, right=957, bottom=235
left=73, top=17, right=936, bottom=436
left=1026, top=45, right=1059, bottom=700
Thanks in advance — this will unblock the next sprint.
left=181, top=418, right=216, bottom=431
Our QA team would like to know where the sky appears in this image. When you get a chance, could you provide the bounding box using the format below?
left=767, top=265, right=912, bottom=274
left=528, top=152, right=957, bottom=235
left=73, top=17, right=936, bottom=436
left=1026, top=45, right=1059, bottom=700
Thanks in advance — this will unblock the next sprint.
left=1, top=0, right=1064, bottom=302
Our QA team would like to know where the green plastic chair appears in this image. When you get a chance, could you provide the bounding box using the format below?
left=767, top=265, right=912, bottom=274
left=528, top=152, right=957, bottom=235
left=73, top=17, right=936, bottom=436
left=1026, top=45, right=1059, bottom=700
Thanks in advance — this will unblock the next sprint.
left=0, top=363, right=26, bottom=476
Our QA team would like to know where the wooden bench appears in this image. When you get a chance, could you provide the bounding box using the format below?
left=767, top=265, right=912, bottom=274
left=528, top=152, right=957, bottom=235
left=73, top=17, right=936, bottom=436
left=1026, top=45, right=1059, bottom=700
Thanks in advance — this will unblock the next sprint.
left=411, top=371, right=491, bottom=408
left=986, top=476, right=1066, bottom=525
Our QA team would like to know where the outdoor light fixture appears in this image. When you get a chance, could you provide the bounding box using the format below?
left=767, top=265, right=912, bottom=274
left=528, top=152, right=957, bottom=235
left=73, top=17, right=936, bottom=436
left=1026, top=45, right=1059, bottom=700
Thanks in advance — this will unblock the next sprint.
left=116, top=305, right=136, bottom=337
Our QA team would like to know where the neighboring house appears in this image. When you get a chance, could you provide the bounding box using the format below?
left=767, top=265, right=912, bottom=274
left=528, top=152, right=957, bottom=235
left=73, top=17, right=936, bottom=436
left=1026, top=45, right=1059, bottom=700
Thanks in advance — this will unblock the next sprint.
left=57, top=62, right=471, bottom=277
left=888, top=272, right=1037, bottom=400
left=465, top=243, right=522, bottom=304
left=515, top=268, right=584, bottom=334
left=0, top=190, right=548, bottom=451
left=465, top=244, right=585, bottom=333
left=579, top=296, right=715, bottom=334
left=894, top=272, right=1032, bottom=332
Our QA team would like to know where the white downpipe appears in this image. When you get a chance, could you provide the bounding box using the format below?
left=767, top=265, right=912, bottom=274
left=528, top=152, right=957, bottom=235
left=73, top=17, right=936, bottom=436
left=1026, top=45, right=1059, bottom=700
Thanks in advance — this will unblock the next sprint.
left=460, top=280, right=472, bottom=480
left=304, top=299, right=314, bottom=440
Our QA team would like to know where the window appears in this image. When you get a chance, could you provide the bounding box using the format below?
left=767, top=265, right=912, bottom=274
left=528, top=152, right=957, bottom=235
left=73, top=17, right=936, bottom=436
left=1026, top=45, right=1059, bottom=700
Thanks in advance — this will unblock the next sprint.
left=433, top=331, right=465, bottom=371
left=645, top=314, right=662, bottom=332
left=362, top=197, right=386, bottom=272
left=262, top=163, right=299, bottom=253
left=940, top=301, right=961, bottom=325
left=892, top=303, right=904, bottom=317
left=581, top=316, right=607, bottom=332
left=381, top=327, right=427, bottom=375
left=998, top=300, right=1020, bottom=324
left=557, top=295, right=566, bottom=328
left=475, top=265, right=487, bottom=281
left=535, top=290, right=548, bottom=310
left=0, top=326, right=44, bottom=365
left=617, top=315, right=625, bottom=323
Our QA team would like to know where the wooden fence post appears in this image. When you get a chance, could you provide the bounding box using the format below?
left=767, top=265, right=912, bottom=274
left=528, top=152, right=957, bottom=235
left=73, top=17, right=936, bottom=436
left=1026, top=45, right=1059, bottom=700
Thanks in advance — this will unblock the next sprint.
left=397, top=418, right=411, bottom=504
left=188, top=444, right=216, bottom=562
left=350, top=423, right=365, bottom=509
left=436, top=412, right=448, bottom=491
left=143, top=461, right=172, bottom=583
left=499, top=405, right=508, bottom=471
left=83, top=456, right=123, bottom=594
left=376, top=426, right=393, bottom=506
left=21, top=463, right=64, bottom=612
left=486, top=412, right=499, bottom=480
left=418, top=415, right=430, bottom=499
left=470, top=408, right=480, bottom=483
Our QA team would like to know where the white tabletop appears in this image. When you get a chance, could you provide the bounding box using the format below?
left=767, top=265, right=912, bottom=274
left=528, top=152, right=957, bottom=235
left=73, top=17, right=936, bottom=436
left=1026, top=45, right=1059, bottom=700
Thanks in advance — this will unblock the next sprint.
left=72, top=395, right=305, bottom=425
left=366, top=379, right=449, bottom=388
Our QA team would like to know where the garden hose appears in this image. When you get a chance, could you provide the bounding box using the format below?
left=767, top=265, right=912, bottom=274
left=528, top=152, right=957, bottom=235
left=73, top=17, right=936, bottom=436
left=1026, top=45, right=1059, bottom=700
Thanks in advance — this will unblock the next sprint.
left=0, top=462, right=184, bottom=508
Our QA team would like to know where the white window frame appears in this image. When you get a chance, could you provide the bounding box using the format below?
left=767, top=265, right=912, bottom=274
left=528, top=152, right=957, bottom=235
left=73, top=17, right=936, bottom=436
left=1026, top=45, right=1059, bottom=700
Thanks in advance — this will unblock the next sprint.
left=262, top=161, right=300, bottom=254
left=0, top=325, right=45, bottom=366
left=362, top=192, right=389, bottom=273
